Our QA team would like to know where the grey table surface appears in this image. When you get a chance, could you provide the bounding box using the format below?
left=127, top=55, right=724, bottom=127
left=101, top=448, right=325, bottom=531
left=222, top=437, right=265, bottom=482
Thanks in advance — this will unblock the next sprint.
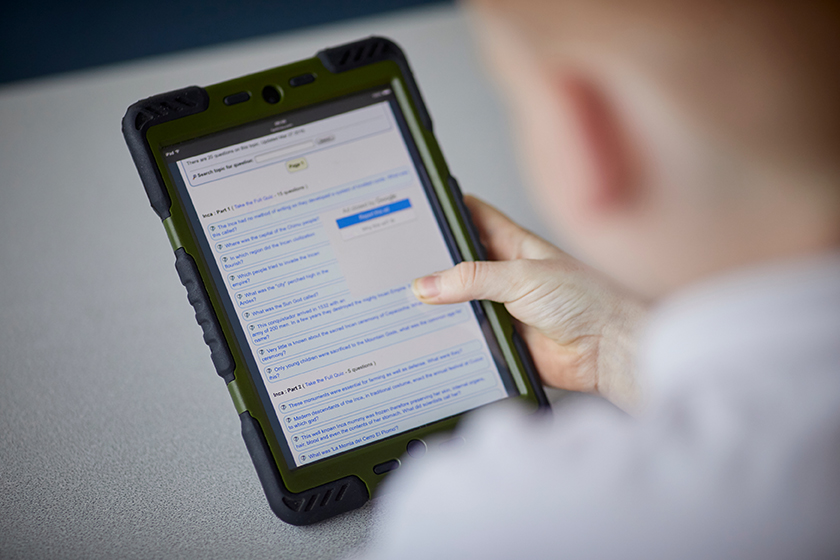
left=0, top=5, right=561, bottom=559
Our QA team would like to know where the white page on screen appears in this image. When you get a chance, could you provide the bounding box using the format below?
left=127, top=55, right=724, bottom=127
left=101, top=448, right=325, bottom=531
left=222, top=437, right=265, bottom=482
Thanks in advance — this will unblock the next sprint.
left=168, top=90, right=509, bottom=467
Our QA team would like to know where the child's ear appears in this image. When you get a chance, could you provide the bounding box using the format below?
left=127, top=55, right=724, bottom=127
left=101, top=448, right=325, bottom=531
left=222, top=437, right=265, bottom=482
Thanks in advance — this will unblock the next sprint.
left=552, top=74, right=639, bottom=215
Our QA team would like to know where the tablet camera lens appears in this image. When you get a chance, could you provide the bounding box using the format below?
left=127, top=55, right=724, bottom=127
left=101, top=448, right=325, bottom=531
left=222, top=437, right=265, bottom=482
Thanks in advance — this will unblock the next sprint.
left=262, top=85, right=281, bottom=104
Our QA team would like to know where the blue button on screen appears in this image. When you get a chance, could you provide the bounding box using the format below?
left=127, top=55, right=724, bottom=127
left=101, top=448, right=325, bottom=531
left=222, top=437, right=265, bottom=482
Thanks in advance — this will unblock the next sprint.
left=336, top=198, right=412, bottom=229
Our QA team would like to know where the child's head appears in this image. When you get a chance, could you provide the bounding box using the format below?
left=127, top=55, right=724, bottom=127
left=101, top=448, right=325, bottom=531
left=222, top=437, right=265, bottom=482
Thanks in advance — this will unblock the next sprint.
left=469, top=0, right=840, bottom=296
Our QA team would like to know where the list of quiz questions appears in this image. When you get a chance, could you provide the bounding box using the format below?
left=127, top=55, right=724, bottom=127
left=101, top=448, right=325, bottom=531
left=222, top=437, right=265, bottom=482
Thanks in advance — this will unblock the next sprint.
left=179, top=100, right=507, bottom=466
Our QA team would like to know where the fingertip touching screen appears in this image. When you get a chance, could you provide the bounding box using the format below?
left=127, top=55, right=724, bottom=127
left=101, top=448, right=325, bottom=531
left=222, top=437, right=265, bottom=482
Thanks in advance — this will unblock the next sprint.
left=163, top=87, right=515, bottom=468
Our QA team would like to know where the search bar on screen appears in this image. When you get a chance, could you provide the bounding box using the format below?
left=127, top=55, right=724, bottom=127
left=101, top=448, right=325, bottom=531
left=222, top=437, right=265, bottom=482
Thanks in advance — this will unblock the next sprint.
left=254, top=140, right=315, bottom=163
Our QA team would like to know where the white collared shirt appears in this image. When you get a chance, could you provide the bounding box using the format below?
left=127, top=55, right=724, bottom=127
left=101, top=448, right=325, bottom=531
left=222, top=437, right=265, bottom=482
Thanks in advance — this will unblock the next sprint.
left=362, top=253, right=840, bottom=559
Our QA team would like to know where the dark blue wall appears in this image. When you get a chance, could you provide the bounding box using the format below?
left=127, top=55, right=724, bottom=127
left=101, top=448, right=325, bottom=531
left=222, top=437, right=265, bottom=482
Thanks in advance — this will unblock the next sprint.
left=1, top=0, right=451, bottom=84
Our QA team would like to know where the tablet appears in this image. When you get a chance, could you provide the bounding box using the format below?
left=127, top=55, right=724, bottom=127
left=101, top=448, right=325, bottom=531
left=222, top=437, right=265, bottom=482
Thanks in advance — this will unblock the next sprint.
left=123, top=36, right=548, bottom=525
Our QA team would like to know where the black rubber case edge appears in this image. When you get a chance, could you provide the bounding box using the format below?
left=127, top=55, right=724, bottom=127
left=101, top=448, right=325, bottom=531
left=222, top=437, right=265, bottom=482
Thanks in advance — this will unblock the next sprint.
left=121, top=85, right=209, bottom=220
left=317, top=36, right=433, bottom=131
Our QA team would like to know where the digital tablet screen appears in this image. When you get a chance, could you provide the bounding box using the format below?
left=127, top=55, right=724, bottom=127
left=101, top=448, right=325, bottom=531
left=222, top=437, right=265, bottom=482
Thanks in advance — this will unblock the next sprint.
left=163, top=87, right=515, bottom=468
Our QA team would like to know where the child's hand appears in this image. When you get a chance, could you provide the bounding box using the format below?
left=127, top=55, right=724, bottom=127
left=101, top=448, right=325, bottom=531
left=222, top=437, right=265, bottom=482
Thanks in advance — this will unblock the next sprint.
left=412, top=196, right=647, bottom=413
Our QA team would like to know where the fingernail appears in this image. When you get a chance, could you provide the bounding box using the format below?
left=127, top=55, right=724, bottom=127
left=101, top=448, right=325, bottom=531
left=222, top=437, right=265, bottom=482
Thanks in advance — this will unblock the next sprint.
left=412, top=274, right=440, bottom=300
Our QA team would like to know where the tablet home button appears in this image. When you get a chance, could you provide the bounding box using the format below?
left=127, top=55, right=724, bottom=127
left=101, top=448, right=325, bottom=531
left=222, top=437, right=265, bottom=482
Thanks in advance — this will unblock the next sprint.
left=373, top=459, right=400, bottom=475
left=406, top=439, right=427, bottom=458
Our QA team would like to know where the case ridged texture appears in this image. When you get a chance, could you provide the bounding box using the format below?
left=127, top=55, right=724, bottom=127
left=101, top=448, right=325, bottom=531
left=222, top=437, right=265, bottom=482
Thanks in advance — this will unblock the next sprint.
left=174, top=248, right=236, bottom=383
left=121, top=86, right=209, bottom=219
left=240, top=412, right=368, bottom=525
left=317, top=37, right=433, bottom=132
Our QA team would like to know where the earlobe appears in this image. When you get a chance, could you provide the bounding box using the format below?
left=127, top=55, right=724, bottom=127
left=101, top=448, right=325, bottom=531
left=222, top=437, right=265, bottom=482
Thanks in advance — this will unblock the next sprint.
left=554, top=74, right=637, bottom=212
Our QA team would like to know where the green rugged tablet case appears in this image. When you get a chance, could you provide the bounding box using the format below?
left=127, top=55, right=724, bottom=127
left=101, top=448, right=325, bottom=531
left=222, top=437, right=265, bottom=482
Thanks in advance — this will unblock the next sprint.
left=122, top=37, right=549, bottom=525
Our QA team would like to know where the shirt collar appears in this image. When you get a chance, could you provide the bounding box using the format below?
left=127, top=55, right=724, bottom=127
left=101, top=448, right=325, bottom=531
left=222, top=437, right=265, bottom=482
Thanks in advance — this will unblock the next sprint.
left=638, top=251, right=840, bottom=402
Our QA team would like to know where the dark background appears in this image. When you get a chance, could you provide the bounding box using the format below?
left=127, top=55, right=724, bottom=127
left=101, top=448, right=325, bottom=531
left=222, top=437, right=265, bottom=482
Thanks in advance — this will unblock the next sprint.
left=0, top=0, right=451, bottom=84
